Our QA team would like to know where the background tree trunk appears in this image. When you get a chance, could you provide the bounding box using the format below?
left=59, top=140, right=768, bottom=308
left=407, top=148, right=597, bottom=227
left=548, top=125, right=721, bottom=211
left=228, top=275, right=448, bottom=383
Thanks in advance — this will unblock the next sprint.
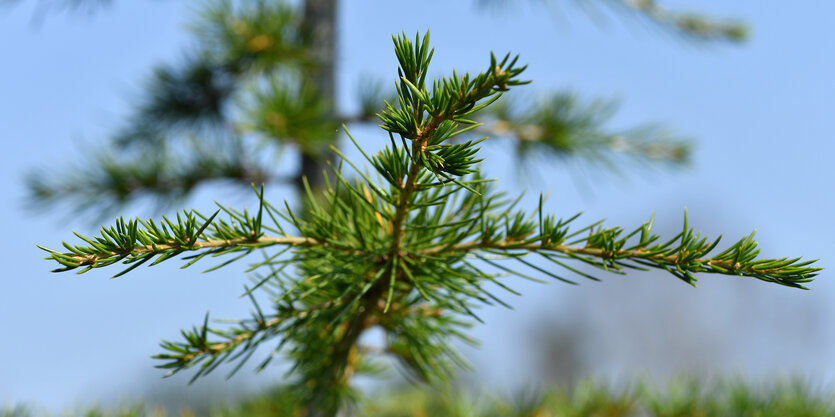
left=300, top=0, right=338, bottom=192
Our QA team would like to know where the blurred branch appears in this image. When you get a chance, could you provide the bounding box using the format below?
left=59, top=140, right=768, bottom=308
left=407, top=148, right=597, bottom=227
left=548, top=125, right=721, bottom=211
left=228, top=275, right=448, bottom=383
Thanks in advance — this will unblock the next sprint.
left=476, top=0, right=747, bottom=43
left=611, top=0, right=748, bottom=42
left=26, top=136, right=285, bottom=220
left=114, top=55, right=236, bottom=149
left=480, top=91, right=691, bottom=172
left=246, top=76, right=337, bottom=156
left=23, top=2, right=322, bottom=218
left=1, top=0, right=112, bottom=16
left=190, top=0, right=307, bottom=72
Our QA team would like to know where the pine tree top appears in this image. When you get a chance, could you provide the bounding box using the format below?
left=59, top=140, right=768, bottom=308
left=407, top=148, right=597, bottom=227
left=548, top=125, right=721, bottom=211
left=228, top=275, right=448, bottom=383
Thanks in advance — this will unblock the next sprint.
left=38, top=31, right=819, bottom=416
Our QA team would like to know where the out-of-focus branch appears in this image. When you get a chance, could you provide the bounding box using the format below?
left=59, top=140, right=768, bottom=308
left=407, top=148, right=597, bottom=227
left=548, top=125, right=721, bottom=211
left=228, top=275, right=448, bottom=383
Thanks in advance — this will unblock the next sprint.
left=25, top=136, right=286, bottom=220
left=481, top=92, right=691, bottom=172
left=614, top=0, right=747, bottom=42
left=476, top=0, right=747, bottom=43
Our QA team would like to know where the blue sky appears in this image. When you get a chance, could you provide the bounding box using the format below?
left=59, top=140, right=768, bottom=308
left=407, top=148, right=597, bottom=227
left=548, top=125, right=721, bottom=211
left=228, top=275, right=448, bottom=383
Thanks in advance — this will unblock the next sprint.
left=1, top=0, right=833, bottom=412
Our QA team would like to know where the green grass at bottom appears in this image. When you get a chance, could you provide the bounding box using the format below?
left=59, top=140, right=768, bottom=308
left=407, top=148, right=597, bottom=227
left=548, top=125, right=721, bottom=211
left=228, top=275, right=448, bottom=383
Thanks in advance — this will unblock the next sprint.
left=4, top=378, right=834, bottom=417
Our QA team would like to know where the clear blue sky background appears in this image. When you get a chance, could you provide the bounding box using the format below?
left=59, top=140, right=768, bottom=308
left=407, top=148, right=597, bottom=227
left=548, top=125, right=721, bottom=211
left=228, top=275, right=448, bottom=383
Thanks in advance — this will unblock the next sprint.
left=1, top=0, right=833, bottom=412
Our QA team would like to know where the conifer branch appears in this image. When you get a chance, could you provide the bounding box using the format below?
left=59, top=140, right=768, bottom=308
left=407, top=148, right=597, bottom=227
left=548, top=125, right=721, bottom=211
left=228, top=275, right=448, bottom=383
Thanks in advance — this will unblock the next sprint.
left=37, top=29, right=818, bottom=417
left=614, top=0, right=748, bottom=42
left=481, top=92, right=691, bottom=170
left=40, top=206, right=818, bottom=289
left=26, top=137, right=280, bottom=219
left=423, top=239, right=818, bottom=289
left=476, top=0, right=747, bottom=42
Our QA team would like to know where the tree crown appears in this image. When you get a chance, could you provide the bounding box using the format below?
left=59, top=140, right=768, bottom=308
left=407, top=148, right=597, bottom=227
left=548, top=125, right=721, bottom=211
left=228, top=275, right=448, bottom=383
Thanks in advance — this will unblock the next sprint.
left=39, top=31, right=820, bottom=416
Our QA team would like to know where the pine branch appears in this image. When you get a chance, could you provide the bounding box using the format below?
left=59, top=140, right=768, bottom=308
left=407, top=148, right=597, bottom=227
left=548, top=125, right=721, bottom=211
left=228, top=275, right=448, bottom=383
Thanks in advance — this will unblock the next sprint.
left=475, top=0, right=747, bottom=42
left=248, top=76, right=337, bottom=155
left=192, top=1, right=307, bottom=72
left=423, top=235, right=818, bottom=289
left=36, top=185, right=364, bottom=277
left=26, top=136, right=280, bottom=220
left=481, top=92, right=691, bottom=169
left=612, top=0, right=748, bottom=42
left=38, top=30, right=819, bottom=417
left=24, top=3, right=318, bottom=218
left=40, top=194, right=818, bottom=288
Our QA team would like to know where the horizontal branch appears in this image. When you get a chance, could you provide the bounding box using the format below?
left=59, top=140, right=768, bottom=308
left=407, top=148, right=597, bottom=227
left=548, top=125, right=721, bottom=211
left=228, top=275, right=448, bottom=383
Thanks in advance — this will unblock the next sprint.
left=433, top=240, right=747, bottom=272
left=43, top=226, right=818, bottom=289
left=176, top=316, right=283, bottom=364
left=39, top=234, right=363, bottom=270
left=421, top=239, right=818, bottom=288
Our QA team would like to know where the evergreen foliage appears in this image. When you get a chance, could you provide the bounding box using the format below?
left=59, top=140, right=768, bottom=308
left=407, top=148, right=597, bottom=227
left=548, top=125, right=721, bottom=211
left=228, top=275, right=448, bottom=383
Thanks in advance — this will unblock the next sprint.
left=5, top=379, right=834, bottom=417
left=25, top=0, right=735, bottom=217
left=39, top=31, right=820, bottom=417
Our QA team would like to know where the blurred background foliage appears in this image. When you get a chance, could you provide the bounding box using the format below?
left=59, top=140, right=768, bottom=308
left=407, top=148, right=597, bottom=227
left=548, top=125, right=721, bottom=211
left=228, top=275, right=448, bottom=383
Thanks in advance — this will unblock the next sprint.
left=21, top=0, right=746, bottom=219
left=5, top=378, right=835, bottom=417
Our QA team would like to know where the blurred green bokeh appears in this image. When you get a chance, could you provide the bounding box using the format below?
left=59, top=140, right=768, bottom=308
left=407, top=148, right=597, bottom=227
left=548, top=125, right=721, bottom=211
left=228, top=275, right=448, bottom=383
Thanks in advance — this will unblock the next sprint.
left=5, top=378, right=833, bottom=417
